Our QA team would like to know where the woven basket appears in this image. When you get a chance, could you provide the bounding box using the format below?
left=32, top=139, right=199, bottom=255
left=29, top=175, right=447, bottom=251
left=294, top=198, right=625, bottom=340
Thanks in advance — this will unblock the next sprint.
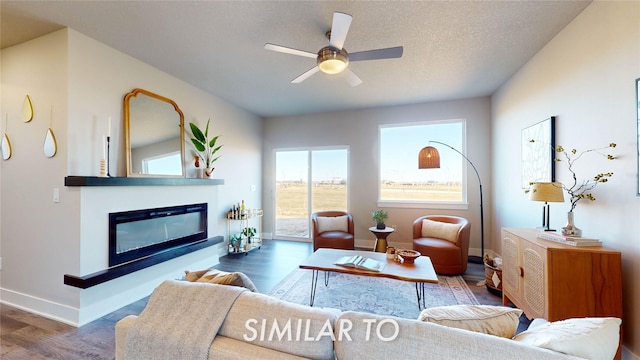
left=484, top=262, right=502, bottom=296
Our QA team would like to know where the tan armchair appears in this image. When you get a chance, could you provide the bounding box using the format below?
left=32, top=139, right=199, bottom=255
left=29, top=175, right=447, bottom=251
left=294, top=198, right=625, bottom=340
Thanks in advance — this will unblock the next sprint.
left=412, top=215, right=470, bottom=275
left=311, top=211, right=355, bottom=252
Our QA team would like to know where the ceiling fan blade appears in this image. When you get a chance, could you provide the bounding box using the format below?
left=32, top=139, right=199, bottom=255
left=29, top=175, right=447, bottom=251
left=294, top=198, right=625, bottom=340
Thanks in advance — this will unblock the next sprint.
left=329, top=12, right=353, bottom=50
left=292, top=66, right=320, bottom=83
left=344, top=68, right=363, bottom=87
left=264, top=43, right=317, bottom=58
left=350, top=46, right=404, bottom=62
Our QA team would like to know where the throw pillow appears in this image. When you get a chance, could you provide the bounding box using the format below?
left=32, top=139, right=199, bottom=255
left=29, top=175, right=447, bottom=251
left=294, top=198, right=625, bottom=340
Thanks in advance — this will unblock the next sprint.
left=418, top=305, right=523, bottom=338
left=317, top=215, right=348, bottom=233
left=184, top=269, right=258, bottom=292
left=421, top=219, right=462, bottom=243
left=513, top=317, right=621, bottom=360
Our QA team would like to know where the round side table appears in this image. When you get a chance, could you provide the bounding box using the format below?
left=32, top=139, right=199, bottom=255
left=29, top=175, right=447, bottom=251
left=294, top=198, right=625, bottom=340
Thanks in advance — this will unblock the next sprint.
left=368, top=226, right=395, bottom=252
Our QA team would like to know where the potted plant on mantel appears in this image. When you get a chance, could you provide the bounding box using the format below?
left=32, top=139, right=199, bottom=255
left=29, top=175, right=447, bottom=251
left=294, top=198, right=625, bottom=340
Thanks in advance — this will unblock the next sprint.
left=371, top=209, right=389, bottom=230
left=188, top=118, right=222, bottom=178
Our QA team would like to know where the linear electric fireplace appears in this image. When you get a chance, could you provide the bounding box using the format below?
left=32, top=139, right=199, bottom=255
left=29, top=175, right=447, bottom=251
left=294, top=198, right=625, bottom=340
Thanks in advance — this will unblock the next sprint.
left=109, top=203, right=208, bottom=267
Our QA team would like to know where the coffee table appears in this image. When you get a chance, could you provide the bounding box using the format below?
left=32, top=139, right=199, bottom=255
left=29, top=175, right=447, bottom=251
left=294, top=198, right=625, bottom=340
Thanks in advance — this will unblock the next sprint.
left=299, top=248, right=438, bottom=309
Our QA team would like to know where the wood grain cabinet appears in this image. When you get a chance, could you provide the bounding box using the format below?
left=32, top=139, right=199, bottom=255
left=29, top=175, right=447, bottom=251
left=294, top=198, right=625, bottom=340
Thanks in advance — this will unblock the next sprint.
left=501, top=228, right=622, bottom=322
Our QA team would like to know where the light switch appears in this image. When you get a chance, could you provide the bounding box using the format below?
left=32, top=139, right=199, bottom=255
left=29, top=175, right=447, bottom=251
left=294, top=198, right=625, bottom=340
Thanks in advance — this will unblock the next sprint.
left=53, top=188, right=60, bottom=203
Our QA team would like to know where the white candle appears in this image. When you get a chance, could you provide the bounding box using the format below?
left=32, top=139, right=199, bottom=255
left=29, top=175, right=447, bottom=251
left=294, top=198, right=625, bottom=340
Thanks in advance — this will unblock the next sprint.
left=102, top=135, right=106, bottom=159
left=108, top=117, right=112, bottom=137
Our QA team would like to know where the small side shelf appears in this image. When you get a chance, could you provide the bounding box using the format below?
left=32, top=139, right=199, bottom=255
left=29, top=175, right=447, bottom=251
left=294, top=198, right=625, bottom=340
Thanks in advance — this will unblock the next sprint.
left=227, top=209, right=263, bottom=255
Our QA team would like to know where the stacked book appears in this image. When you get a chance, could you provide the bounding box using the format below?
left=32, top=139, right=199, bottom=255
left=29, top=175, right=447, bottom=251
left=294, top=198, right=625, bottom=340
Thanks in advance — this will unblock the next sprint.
left=537, top=231, right=602, bottom=247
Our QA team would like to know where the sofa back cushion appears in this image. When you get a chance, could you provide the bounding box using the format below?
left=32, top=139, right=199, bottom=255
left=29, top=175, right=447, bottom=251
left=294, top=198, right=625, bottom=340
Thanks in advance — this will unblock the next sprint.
left=418, top=305, right=523, bottom=338
left=514, top=317, right=621, bottom=360
left=219, top=291, right=336, bottom=360
left=333, top=311, right=582, bottom=360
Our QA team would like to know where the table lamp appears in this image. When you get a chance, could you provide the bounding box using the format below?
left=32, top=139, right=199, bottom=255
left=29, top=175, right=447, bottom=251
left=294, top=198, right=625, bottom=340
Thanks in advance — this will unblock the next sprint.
left=528, top=182, right=564, bottom=231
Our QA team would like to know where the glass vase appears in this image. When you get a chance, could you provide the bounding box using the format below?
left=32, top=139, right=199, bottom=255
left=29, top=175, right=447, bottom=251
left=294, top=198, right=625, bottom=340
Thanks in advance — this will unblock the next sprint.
left=561, top=211, right=582, bottom=237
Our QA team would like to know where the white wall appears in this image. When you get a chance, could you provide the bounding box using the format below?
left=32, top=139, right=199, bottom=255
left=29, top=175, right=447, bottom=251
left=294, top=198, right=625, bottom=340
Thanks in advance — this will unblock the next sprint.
left=1, top=28, right=263, bottom=326
left=492, top=2, right=640, bottom=357
left=263, top=97, right=492, bottom=255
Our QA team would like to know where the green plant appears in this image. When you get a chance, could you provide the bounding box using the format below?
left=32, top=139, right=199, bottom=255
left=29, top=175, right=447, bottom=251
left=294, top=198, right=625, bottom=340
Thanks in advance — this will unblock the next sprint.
left=555, top=143, right=616, bottom=211
left=230, top=233, right=242, bottom=245
left=241, top=227, right=257, bottom=239
left=371, top=209, right=388, bottom=224
left=188, top=118, right=222, bottom=175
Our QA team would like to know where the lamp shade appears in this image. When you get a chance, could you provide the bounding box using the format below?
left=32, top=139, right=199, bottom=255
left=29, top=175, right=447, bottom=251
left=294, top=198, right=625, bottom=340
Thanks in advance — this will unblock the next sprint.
left=418, top=146, right=440, bottom=169
left=528, top=182, right=564, bottom=202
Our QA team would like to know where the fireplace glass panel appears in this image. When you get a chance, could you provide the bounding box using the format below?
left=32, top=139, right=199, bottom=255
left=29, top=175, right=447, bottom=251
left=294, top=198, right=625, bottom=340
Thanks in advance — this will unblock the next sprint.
left=109, top=203, right=207, bottom=267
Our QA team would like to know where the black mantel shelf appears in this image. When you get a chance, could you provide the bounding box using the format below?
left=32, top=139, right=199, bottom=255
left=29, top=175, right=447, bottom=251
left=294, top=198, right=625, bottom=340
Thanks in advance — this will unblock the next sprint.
left=65, top=176, right=224, bottom=186
left=64, top=236, right=223, bottom=289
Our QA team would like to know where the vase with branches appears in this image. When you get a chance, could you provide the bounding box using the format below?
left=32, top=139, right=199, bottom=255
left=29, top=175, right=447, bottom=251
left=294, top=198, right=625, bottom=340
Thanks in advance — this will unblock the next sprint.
left=555, top=143, right=616, bottom=235
left=188, top=118, right=222, bottom=177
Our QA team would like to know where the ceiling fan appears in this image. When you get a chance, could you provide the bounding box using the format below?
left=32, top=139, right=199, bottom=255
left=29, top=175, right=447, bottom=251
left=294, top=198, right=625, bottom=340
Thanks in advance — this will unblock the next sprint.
left=264, top=12, right=403, bottom=86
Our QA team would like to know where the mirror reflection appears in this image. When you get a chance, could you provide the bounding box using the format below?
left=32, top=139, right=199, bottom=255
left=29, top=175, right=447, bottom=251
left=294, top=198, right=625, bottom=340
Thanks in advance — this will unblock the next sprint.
left=124, top=88, right=185, bottom=177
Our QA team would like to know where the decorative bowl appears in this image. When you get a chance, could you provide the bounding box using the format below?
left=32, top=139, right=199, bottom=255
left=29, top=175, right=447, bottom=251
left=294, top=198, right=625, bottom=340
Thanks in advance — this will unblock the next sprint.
left=397, top=249, right=421, bottom=264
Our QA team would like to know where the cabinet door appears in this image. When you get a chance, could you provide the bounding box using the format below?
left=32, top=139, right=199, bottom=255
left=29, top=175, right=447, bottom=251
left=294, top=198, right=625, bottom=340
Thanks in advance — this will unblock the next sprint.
left=502, top=233, right=520, bottom=299
left=521, top=241, right=547, bottom=319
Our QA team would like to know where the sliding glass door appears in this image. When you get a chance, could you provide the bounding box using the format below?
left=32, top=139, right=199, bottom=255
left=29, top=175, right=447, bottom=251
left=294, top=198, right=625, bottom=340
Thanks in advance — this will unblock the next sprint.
left=275, top=148, right=348, bottom=239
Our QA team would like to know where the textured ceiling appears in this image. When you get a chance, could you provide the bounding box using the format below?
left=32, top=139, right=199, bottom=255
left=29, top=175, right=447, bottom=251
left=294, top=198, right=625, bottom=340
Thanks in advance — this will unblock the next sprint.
left=1, top=1, right=591, bottom=118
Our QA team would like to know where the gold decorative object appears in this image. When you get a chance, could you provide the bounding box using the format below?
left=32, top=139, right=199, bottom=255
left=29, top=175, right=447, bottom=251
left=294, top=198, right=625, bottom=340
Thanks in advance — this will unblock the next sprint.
left=21, top=95, right=33, bottom=122
left=1, top=133, right=11, bottom=160
left=43, top=128, right=57, bottom=158
left=124, top=88, right=186, bottom=177
left=43, top=105, right=57, bottom=158
left=1, top=114, right=11, bottom=160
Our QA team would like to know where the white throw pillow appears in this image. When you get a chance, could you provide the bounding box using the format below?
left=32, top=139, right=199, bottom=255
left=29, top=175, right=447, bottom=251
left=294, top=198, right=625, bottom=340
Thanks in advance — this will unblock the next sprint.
left=421, top=219, right=462, bottom=243
left=513, top=317, right=621, bottom=360
left=418, top=305, right=523, bottom=338
left=317, top=215, right=348, bottom=233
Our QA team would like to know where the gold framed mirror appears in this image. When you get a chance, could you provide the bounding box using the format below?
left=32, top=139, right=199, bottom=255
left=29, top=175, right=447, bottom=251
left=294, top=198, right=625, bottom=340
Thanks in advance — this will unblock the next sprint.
left=124, top=88, right=185, bottom=177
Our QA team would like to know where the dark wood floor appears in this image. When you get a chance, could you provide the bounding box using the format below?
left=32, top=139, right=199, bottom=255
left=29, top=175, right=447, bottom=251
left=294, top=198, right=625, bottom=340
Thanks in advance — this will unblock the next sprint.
left=1, top=240, right=503, bottom=360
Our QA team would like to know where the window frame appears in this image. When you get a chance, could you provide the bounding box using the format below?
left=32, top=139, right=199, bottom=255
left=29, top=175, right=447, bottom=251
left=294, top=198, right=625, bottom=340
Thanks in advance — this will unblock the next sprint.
left=377, top=119, right=469, bottom=210
left=273, top=146, right=350, bottom=241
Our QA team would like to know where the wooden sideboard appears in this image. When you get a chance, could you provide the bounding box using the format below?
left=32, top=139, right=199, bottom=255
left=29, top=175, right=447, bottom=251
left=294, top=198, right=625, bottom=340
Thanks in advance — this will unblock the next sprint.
left=501, top=228, right=622, bottom=321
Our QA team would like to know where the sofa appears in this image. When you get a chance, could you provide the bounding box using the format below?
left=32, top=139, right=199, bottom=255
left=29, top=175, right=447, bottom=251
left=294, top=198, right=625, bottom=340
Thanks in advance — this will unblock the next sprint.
left=116, top=280, right=620, bottom=360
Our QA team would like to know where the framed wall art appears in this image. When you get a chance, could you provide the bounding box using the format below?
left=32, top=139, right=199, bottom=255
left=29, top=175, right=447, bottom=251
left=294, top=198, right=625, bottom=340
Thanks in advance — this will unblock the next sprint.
left=521, top=116, right=556, bottom=189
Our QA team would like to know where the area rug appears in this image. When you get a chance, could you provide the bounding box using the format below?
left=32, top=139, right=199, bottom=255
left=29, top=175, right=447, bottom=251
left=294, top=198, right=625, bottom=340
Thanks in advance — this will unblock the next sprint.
left=268, top=269, right=479, bottom=319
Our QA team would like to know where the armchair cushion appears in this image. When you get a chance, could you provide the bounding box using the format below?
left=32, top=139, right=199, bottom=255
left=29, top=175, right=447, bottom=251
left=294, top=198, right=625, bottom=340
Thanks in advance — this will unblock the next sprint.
left=421, top=219, right=462, bottom=243
left=317, top=215, right=349, bottom=233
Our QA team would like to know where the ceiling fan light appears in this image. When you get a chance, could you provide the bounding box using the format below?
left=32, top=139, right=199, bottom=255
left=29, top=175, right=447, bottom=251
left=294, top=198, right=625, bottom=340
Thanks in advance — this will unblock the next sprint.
left=317, top=47, right=349, bottom=74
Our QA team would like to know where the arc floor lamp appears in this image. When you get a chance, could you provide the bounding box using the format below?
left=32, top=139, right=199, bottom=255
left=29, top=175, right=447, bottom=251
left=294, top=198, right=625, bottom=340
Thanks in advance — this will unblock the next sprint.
left=418, top=140, right=484, bottom=264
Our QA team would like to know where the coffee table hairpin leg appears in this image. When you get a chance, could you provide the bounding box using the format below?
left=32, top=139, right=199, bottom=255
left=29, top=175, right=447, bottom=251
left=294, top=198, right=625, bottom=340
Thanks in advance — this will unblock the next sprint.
left=309, top=270, right=330, bottom=306
left=415, top=282, right=426, bottom=310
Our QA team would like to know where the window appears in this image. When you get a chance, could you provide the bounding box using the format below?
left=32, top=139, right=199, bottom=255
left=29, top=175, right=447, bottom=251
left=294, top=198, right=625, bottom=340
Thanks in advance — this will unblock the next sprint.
left=379, top=120, right=465, bottom=207
left=275, top=148, right=349, bottom=239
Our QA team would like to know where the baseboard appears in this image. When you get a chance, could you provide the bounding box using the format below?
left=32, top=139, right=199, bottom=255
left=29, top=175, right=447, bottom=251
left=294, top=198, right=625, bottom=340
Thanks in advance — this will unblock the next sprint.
left=1, top=246, right=222, bottom=327
left=0, top=288, right=78, bottom=327
left=353, top=241, right=496, bottom=262
left=355, top=238, right=413, bottom=251
left=623, top=346, right=640, bottom=360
